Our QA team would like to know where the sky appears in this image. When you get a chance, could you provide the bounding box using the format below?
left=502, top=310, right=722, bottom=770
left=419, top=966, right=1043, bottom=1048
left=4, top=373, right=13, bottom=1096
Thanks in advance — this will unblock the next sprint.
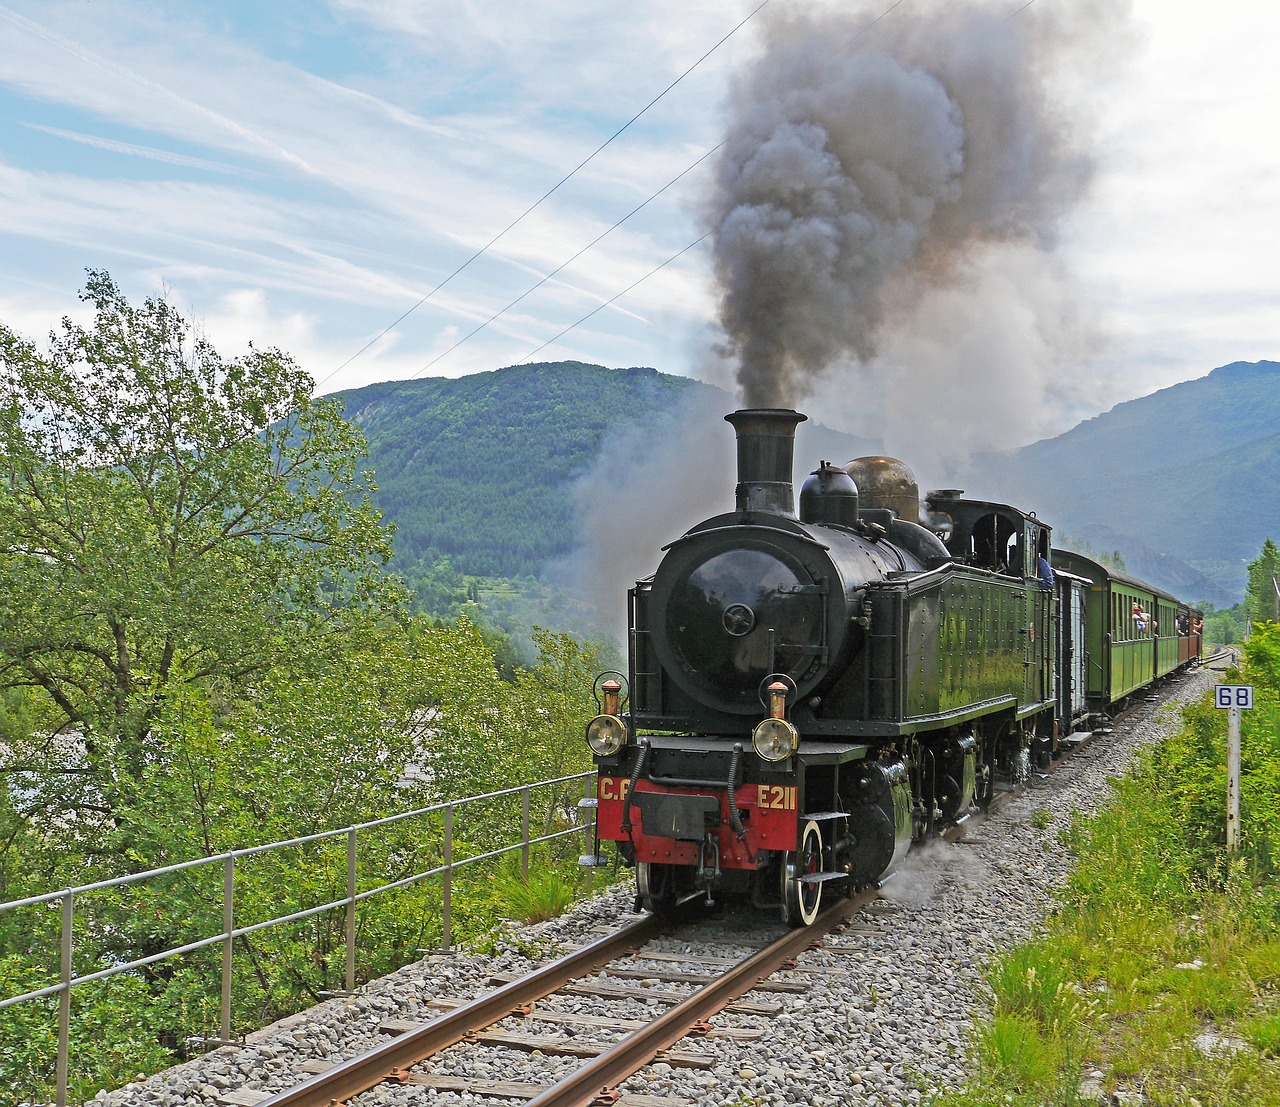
left=0, top=0, right=1276, bottom=456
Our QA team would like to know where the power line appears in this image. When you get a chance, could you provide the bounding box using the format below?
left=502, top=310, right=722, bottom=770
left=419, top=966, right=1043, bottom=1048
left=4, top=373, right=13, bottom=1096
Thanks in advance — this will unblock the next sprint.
left=517, top=234, right=713, bottom=367
left=324, top=0, right=916, bottom=398
left=315, top=0, right=772, bottom=391
left=400, top=144, right=722, bottom=384
left=452, top=0, right=916, bottom=377
left=857, top=0, right=909, bottom=36
left=329, top=230, right=711, bottom=420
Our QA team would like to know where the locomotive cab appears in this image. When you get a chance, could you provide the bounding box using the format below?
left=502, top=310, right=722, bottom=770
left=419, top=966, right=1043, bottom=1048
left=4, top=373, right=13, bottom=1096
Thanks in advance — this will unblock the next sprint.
left=925, top=491, right=1052, bottom=581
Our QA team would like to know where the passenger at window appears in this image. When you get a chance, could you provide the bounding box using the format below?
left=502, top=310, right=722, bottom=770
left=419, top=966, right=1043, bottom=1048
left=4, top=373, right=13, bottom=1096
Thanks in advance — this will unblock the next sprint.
left=1037, top=554, right=1055, bottom=591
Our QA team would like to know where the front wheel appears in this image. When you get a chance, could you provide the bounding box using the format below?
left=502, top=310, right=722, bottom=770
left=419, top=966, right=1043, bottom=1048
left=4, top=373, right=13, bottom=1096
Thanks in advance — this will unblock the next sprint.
left=782, top=820, right=823, bottom=926
left=637, top=861, right=685, bottom=918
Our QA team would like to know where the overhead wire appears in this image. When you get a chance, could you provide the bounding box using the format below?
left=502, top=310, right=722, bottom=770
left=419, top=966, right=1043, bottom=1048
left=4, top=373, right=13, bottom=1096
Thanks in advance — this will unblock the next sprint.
left=484, top=0, right=919, bottom=375
left=314, top=0, right=773, bottom=392
left=327, top=0, right=921, bottom=399
left=401, top=144, right=723, bottom=383
left=516, top=234, right=712, bottom=367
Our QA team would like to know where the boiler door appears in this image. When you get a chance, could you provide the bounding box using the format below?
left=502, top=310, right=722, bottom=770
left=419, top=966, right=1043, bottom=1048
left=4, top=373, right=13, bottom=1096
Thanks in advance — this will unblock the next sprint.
left=657, top=543, right=826, bottom=714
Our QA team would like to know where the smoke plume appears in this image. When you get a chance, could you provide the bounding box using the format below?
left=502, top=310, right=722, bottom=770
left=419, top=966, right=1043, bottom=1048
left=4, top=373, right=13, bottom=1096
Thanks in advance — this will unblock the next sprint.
left=703, top=0, right=1127, bottom=423
left=548, top=387, right=736, bottom=642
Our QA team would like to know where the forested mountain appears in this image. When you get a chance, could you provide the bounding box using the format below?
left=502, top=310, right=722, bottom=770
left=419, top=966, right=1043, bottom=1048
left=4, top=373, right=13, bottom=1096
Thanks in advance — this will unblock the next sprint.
left=968, top=360, right=1280, bottom=602
left=338, top=362, right=879, bottom=593
left=339, top=363, right=712, bottom=579
left=335, top=358, right=1274, bottom=618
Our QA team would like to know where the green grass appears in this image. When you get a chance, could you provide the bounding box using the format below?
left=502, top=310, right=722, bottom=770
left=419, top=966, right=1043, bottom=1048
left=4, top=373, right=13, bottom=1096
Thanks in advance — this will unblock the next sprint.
left=988, top=944, right=1090, bottom=1033
left=926, top=630, right=1280, bottom=1107
left=973, top=1015, right=1060, bottom=1089
left=487, top=864, right=581, bottom=924
left=1243, top=1011, right=1280, bottom=1057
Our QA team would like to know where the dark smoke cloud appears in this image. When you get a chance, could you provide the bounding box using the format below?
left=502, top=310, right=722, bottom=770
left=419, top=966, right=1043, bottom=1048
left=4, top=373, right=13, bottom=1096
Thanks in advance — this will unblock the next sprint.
left=703, top=0, right=1127, bottom=411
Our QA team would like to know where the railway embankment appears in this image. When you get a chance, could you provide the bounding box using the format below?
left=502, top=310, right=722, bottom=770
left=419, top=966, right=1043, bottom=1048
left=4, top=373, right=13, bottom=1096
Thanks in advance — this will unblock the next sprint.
left=84, top=666, right=1230, bottom=1107
left=934, top=638, right=1280, bottom=1107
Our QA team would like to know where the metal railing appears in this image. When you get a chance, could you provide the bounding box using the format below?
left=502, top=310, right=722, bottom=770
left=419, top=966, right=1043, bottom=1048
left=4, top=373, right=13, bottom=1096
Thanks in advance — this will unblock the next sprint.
left=0, top=770, right=597, bottom=1106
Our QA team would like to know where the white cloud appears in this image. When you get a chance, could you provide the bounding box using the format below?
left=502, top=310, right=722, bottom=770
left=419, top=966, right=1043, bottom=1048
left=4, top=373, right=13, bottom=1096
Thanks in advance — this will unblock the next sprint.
left=0, top=0, right=1274, bottom=436
left=1061, top=0, right=1280, bottom=403
left=23, top=124, right=261, bottom=175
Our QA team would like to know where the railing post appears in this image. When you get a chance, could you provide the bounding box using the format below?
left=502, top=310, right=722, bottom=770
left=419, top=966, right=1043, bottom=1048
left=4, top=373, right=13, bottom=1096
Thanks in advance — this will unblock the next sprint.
left=583, top=775, right=596, bottom=891
left=442, top=805, right=454, bottom=949
left=346, top=828, right=357, bottom=993
left=56, top=891, right=72, bottom=1107
left=521, top=785, right=531, bottom=880
left=221, top=854, right=234, bottom=1045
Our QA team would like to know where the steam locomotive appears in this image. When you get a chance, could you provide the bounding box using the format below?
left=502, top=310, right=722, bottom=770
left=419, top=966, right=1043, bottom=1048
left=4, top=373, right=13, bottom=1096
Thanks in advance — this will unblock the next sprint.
left=583, top=408, right=1202, bottom=925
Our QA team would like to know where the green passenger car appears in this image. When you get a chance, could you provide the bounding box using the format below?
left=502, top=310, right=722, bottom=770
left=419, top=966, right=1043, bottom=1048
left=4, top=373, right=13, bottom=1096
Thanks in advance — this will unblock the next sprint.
left=1050, top=550, right=1187, bottom=710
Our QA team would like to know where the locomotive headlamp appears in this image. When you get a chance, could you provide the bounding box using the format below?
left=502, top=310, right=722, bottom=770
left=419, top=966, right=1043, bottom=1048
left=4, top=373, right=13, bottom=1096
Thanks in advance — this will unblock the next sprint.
left=753, top=678, right=798, bottom=760
left=752, top=717, right=799, bottom=762
left=585, top=713, right=629, bottom=757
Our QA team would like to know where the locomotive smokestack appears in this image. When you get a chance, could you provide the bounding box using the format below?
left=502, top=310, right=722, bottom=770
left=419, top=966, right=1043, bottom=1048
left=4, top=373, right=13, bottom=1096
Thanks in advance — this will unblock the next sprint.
left=725, top=408, right=807, bottom=516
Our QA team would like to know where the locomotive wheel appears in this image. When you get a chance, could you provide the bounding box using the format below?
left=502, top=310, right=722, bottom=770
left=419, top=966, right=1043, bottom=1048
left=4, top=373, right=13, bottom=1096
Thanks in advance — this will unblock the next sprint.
left=782, top=819, right=823, bottom=926
left=637, top=861, right=683, bottom=917
left=975, top=744, right=995, bottom=810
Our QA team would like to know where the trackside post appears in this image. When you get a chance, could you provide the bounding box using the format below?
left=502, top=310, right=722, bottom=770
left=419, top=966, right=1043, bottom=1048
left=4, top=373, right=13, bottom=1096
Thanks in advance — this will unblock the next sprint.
left=1215, top=684, right=1253, bottom=852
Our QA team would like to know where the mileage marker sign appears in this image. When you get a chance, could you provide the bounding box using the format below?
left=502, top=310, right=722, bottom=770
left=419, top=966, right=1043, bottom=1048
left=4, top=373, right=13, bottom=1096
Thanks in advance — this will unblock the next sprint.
left=1214, top=685, right=1254, bottom=853
left=1215, top=684, right=1254, bottom=710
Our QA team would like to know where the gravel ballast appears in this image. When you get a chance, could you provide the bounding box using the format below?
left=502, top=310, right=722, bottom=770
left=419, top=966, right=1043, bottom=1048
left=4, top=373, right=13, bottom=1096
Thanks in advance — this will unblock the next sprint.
left=88, top=668, right=1215, bottom=1107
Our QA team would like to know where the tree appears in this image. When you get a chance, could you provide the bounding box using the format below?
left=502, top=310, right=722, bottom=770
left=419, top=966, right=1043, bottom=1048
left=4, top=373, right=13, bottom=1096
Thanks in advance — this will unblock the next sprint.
left=0, top=271, right=400, bottom=867
left=1246, top=538, right=1280, bottom=625
left=0, top=277, right=621, bottom=1097
left=1199, top=601, right=1246, bottom=648
left=1054, top=534, right=1126, bottom=573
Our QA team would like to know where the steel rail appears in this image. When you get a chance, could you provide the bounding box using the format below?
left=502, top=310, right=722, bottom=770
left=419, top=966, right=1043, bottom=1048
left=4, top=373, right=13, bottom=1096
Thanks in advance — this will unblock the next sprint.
left=254, top=913, right=662, bottom=1107
left=525, top=888, right=878, bottom=1107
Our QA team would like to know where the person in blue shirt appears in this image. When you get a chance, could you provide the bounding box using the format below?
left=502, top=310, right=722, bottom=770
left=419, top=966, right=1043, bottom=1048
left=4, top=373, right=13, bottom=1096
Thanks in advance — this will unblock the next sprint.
left=1037, top=553, right=1055, bottom=591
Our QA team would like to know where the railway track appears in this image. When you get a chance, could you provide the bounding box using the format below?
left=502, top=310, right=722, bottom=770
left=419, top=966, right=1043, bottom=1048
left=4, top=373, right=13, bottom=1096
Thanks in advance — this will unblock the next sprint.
left=225, top=747, right=1065, bottom=1105
left=202, top=667, right=1213, bottom=1107
left=239, top=888, right=875, bottom=1107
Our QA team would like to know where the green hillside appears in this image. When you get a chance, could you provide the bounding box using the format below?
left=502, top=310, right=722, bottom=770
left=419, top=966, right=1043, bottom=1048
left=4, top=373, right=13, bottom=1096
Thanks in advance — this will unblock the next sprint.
left=975, top=360, right=1280, bottom=602
left=337, top=362, right=716, bottom=579
left=1017, top=360, right=1280, bottom=474
left=331, top=358, right=1271, bottom=620
left=339, top=360, right=885, bottom=581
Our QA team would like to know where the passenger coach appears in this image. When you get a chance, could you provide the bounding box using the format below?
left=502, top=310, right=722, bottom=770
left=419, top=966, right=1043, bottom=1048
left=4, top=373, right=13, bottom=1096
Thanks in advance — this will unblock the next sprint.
left=1050, top=550, right=1203, bottom=715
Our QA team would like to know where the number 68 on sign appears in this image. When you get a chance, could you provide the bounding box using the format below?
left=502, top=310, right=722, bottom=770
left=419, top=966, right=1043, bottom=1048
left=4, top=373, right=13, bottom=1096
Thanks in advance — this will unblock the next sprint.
left=1215, top=685, right=1254, bottom=710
